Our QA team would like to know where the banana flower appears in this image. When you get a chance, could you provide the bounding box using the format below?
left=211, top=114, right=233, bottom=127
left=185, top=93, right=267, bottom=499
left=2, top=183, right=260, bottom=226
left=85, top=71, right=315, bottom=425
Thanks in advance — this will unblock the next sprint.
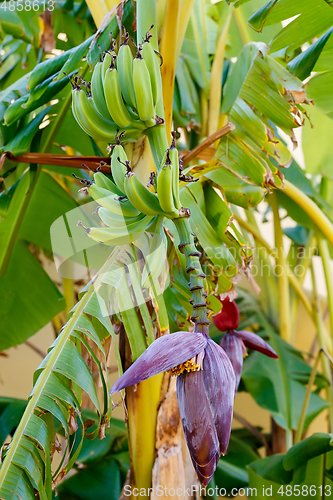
left=215, top=297, right=278, bottom=391
left=110, top=330, right=236, bottom=486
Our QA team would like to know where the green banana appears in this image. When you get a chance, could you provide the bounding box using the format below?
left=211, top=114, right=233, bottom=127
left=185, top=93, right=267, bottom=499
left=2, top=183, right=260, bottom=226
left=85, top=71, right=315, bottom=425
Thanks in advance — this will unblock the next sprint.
left=133, top=53, right=156, bottom=127
left=72, top=89, right=142, bottom=143
left=103, top=59, right=135, bottom=129
left=93, top=171, right=123, bottom=196
left=141, top=39, right=162, bottom=107
left=102, top=51, right=115, bottom=78
left=169, top=134, right=182, bottom=210
left=91, top=62, right=112, bottom=121
left=88, top=183, right=140, bottom=217
left=111, top=143, right=128, bottom=193
left=72, top=89, right=118, bottom=142
left=117, top=35, right=137, bottom=109
left=97, top=206, right=146, bottom=228
left=86, top=227, right=139, bottom=246
left=124, top=169, right=164, bottom=216
left=156, top=149, right=178, bottom=216
left=87, top=214, right=153, bottom=245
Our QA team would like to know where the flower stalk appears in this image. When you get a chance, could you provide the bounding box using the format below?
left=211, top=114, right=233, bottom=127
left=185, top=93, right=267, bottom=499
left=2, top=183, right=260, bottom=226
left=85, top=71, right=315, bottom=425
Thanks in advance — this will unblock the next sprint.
left=172, top=216, right=209, bottom=330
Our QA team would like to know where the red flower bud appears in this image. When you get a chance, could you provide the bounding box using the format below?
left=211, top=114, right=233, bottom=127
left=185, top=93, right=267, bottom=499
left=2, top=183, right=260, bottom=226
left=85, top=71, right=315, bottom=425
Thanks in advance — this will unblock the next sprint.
left=213, top=296, right=239, bottom=331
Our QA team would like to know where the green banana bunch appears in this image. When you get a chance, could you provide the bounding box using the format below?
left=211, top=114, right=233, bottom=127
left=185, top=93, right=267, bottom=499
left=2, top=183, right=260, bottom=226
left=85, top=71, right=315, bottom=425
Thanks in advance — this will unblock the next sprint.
left=71, top=27, right=165, bottom=144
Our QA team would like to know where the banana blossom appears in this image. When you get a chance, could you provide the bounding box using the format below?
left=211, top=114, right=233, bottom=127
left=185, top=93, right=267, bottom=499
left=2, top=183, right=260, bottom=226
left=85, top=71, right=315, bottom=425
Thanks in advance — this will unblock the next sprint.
left=111, top=330, right=236, bottom=486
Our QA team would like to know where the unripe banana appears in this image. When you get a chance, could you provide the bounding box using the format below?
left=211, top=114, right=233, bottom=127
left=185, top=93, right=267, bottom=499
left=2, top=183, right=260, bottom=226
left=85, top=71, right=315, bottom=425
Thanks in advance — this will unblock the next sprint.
left=141, top=40, right=162, bottom=107
left=169, top=133, right=182, bottom=210
left=124, top=169, right=164, bottom=216
left=88, top=183, right=140, bottom=217
left=91, top=62, right=112, bottom=120
left=157, top=149, right=178, bottom=216
left=72, top=89, right=118, bottom=142
left=72, top=89, right=142, bottom=143
left=103, top=59, right=134, bottom=129
left=102, top=51, right=116, bottom=78
left=86, top=227, right=138, bottom=246
left=85, top=214, right=153, bottom=245
left=111, top=143, right=128, bottom=193
left=97, top=206, right=146, bottom=228
left=93, top=171, right=123, bottom=196
left=133, top=53, right=156, bottom=127
left=117, top=36, right=137, bottom=109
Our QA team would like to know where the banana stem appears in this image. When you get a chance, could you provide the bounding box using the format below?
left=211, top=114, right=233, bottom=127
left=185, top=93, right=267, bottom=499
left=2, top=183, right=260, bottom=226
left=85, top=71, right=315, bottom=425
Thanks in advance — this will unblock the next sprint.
left=244, top=209, right=279, bottom=325
left=317, top=232, right=333, bottom=341
left=310, top=261, right=333, bottom=432
left=127, top=374, right=163, bottom=499
left=173, top=217, right=209, bottom=331
left=294, top=349, right=323, bottom=444
left=270, top=192, right=291, bottom=342
left=233, top=5, right=252, bottom=45
left=283, top=180, right=333, bottom=248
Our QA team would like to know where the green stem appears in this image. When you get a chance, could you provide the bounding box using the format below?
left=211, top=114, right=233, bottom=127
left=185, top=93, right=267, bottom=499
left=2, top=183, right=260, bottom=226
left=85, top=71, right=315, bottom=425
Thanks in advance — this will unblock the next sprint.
left=245, top=209, right=279, bottom=325
left=270, top=193, right=291, bottom=342
left=284, top=180, right=333, bottom=248
left=310, top=261, right=333, bottom=432
left=290, top=232, right=316, bottom=338
left=295, top=349, right=322, bottom=444
left=233, top=5, right=252, bottom=45
left=173, top=217, right=209, bottom=331
left=136, top=0, right=158, bottom=50
left=0, top=248, right=121, bottom=488
left=317, top=234, right=333, bottom=338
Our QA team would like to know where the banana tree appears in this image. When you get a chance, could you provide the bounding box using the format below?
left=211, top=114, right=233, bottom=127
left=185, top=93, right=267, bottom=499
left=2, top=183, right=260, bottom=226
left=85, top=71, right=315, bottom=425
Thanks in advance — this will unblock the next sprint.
left=1, top=0, right=333, bottom=498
